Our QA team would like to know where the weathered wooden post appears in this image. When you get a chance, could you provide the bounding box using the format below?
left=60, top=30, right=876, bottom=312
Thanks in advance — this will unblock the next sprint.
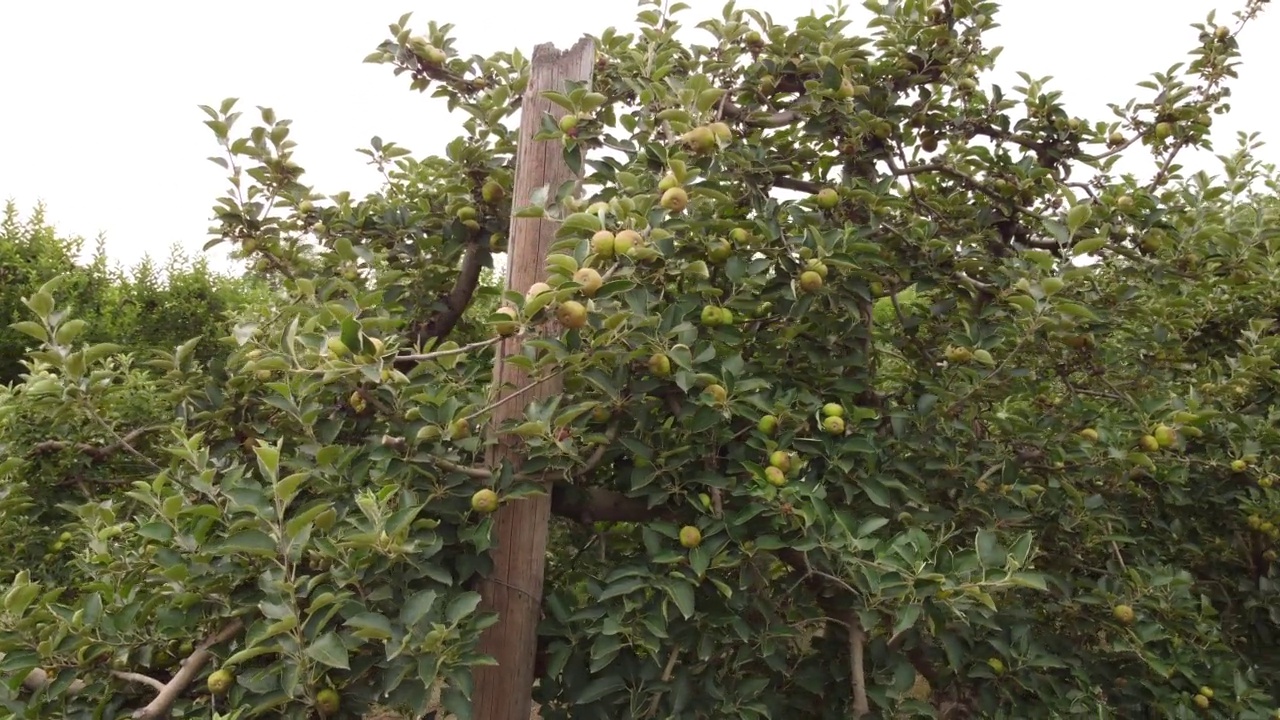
left=472, top=36, right=595, bottom=720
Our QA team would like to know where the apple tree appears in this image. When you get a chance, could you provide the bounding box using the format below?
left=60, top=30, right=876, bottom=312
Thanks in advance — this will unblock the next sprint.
left=0, top=203, right=258, bottom=384
left=2, top=0, right=1279, bottom=718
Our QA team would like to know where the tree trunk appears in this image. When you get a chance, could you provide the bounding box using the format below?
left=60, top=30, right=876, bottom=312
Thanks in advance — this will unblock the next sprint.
left=471, top=35, right=595, bottom=720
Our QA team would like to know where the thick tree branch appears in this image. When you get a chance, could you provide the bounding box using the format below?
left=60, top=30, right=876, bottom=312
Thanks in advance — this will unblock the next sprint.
left=132, top=618, right=246, bottom=720
left=550, top=484, right=667, bottom=524
left=409, top=239, right=486, bottom=350
left=849, top=611, right=870, bottom=717
left=771, top=176, right=823, bottom=194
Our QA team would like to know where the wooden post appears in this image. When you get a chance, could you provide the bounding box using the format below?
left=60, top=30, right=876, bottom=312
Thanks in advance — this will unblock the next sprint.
left=472, top=36, right=595, bottom=720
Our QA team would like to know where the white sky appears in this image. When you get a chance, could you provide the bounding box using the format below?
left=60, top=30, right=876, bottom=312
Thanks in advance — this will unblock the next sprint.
left=1, top=1, right=1276, bottom=274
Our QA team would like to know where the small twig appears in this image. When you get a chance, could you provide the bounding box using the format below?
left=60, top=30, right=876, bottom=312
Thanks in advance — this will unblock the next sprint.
left=466, top=370, right=566, bottom=424
left=1083, top=133, right=1141, bottom=162
left=398, top=335, right=504, bottom=363
left=643, top=648, right=682, bottom=717
left=86, top=411, right=164, bottom=472
left=1105, top=521, right=1128, bottom=571
left=1070, top=386, right=1126, bottom=402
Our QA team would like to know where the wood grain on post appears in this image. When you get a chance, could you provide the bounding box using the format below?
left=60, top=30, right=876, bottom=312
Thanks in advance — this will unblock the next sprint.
left=471, top=36, right=595, bottom=720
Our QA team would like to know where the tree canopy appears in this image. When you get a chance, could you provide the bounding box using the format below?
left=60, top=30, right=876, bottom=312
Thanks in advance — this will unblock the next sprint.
left=2, top=0, right=1278, bottom=718
left=0, top=202, right=263, bottom=384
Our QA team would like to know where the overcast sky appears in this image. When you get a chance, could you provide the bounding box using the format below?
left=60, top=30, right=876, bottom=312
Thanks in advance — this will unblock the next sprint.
left=1, top=1, right=1276, bottom=274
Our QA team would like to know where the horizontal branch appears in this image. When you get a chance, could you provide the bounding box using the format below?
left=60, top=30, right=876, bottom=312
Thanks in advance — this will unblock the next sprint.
left=22, top=664, right=179, bottom=698
left=720, top=97, right=801, bottom=129
left=435, top=456, right=493, bottom=480
left=28, top=425, right=166, bottom=462
left=399, top=335, right=503, bottom=363
left=550, top=484, right=668, bottom=524
left=772, top=176, right=823, bottom=194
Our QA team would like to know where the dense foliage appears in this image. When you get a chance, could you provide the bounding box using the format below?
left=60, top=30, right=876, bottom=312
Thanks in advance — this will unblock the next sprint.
left=0, top=202, right=261, bottom=384
left=1, top=0, right=1278, bottom=718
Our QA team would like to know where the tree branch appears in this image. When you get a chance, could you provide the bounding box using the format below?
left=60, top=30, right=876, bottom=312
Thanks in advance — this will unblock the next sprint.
left=113, top=671, right=166, bottom=693
left=720, top=97, right=801, bottom=129
left=550, top=484, right=667, bottom=524
left=132, top=618, right=246, bottom=720
left=409, top=239, right=486, bottom=349
left=771, top=176, right=823, bottom=194
left=28, top=425, right=166, bottom=462
left=399, top=335, right=503, bottom=364
left=849, top=611, right=870, bottom=717
left=19, top=668, right=162, bottom=695
left=435, top=456, right=494, bottom=480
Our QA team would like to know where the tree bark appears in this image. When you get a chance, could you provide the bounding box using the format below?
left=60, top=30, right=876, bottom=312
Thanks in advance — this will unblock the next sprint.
left=471, top=35, right=595, bottom=720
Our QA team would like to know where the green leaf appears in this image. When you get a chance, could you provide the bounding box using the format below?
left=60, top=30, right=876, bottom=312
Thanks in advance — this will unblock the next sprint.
left=304, top=632, right=351, bottom=670
left=1071, top=235, right=1107, bottom=256
left=599, top=576, right=647, bottom=601
left=667, top=581, right=696, bottom=620
left=83, top=342, right=123, bottom=364
left=1007, top=295, right=1037, bottom=313
left=223, top=644, right=284, bottom=667
left=656, top=108, right=694, bottom=124
left=284, top=503, right=331, bottom=539
left=253, top=442, right=281, bottom=483
left=855, top=517, right=889, bottom=537
left=575, top=675, right=626, bottom=705
left=441, top=685, right=473, bottom=720
left=53, top=318, right=88, bottom=345
left=9, top=321, right=48, bottom=343
left=274, top=472, right=308, bottom=508
left=333, top=236, right=357, bottom=260
left=1040, top=218, right=1069, bottom=245
left=445, top=592, right=482, bottom=624
left=696, top=88, right=728, bottom=112
left=23, top=291, right=54, bottom=320
left=340, top=317, right=363, bottom=354
left=891, top=604, right=921, bottom=640
left=3, top=581, right=41, bottom=617
left=345, top=612, right=394, bottom=640
left=214, top=530, right=279, bottom=558
left=401, top=589, right=439, bottom=629
left=1066, top=203, right=1092, bottom=233
left=859, top=477, right=892, bottom=508
left=1055, top=301, right=1099, bottom=321
left=975, top=529, right=1005, bottom=568
left=513, top=204, right=547, bottom=218
left=1007, top=571, right=1048, bottom=591
left=558, top=212, right=603, bottom=237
